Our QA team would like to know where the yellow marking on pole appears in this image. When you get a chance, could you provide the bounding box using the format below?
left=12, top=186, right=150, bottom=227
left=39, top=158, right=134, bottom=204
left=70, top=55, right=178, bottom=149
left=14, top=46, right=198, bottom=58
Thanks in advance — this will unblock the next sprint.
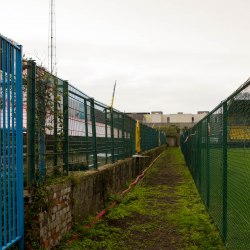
left=110, top=81, right=116, bottom=111
left=136, top=120, right=141, bottom=153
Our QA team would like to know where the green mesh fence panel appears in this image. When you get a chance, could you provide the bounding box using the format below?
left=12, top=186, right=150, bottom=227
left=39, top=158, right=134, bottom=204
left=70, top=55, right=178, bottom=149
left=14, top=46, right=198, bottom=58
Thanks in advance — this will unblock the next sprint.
left=25, top=62, right=166, bottom=185
left=181, top=79, right=250, bottom=249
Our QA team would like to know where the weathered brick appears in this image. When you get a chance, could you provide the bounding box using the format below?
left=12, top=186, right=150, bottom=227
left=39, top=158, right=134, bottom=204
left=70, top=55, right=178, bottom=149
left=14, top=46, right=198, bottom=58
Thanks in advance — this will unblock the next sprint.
left=56, top=225, right=60, bottom=233
left=53, top=192, right=57, bottom=199
left=55, top=211, right=60, bottom=219
left=61, top=201, right=65, bottom=209
left=56, top=191, right=61, bottom=198
left=63, top=220, right=67, bottom=228
left=44, top=240, right=49, bottom=249
left=55, top=198, right=59, bottom=205
left=40, top=227, right=44, bottom=237
left=62, top=207, right=67, bottom=215
left=52, top=206, right=57, bottom=214
left=51, top=228, right=56, bottom=236
left=52, top=214, right=55, bottom=221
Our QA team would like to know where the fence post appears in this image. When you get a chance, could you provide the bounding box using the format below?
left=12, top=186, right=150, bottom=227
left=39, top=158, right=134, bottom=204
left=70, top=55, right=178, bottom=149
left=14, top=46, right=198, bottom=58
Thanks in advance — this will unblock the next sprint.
left=206, top=115, right=210, bottom=209
left=90, top=98, right=97, bottom=169
left=27, top=60, right=36, bottom=186
left=131, top=117, right=133, bottom=156
left=63, top=80, right=69, bottom=175
left=53, top=77, right=58, bottom=172
left=111, top=109, right=114, bottom=163
left=222, top=101, right=228, bottom=243
left=105, top=108, right=108, bottom=164
left=198, top=122, right=202, bottom=193
left=84, top=99, right=89, bottom=166
left=122, top=113, right=125, bottom=159
left=38, top=80, right=45, bottom=181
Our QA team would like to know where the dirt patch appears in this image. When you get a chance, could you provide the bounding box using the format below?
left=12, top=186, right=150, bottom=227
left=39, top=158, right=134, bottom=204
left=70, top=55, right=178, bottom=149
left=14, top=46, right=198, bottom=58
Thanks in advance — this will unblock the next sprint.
left=104, top=152, right=186, bottom=249
left=143, top=154, right=182, bottom=190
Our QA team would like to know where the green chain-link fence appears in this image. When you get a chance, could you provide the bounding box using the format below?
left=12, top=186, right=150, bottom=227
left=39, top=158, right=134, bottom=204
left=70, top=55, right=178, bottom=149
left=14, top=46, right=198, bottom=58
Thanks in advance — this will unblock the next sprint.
left=181, top=78, right=250, bottom=249
left=25, top=61, right=166, bottom=186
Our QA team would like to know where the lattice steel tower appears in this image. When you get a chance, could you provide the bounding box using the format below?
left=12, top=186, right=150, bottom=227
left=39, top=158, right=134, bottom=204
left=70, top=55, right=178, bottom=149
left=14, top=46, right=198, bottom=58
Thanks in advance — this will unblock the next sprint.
left=48, top=0, right=56, bottom=75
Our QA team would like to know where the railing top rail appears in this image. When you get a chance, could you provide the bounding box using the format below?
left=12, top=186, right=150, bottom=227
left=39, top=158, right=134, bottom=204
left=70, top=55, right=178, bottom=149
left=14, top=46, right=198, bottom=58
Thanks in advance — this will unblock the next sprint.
left=36, top=65, right=65, bottom=82
left=187, top=77, right=250, bottom=127
left=0, top=33, right=21, bottom=50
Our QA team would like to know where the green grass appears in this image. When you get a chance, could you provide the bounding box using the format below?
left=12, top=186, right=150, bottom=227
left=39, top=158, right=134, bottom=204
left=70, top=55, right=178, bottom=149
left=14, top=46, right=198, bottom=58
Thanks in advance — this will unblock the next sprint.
left=184, top=147, right=250, bottom=249
left=57, top=148, right=225, bottom=250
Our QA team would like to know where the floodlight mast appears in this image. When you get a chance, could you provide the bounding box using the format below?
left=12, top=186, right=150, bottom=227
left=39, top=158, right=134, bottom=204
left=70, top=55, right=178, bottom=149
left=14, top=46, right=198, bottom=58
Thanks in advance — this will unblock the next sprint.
left=48, top=0, right=56, bottom=75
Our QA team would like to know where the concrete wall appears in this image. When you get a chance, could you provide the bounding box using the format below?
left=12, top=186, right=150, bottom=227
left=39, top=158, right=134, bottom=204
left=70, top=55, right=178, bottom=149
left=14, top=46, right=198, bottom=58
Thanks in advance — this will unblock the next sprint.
left=146, top=122, right=196, bottom=129
left=148, top=113, right=208, bottom=123
left=166, top=136, right=180, bottom=147
left=25, top=144, right=167, bottom=249
left=125, top=113, right=149, bottom=122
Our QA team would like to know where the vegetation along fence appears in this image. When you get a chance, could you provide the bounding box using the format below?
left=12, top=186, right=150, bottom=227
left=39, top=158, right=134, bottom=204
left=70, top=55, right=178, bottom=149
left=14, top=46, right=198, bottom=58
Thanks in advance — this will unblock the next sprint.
left=24, top=60, right=166, bottom=186
left=181, top=78, right=250, bottom=249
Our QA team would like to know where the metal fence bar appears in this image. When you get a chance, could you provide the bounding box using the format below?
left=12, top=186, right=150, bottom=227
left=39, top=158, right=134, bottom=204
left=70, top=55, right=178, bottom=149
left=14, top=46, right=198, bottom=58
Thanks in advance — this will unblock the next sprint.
left=206, top=115, right=210, bottom=209
left=90, top=99, right=97, bottom=169
left=54, top=77, right=58, bottom=172
left=16, top=44, right=24, bottom=249
left=63, top=81, right=69, bottom=175
left=0, top=36, right=2, bottom=249
left=27, top=61, right=36, bottom=186
left=111, top=110, right=114, bottom=163
left=7, top=42, right=11, bottom=242
left=84, top=98, right=89, bottom=166
left=11, top=45, right=16, bottom=240
left=3, top=39, right=7, bottom=246
left=222, top=101, right=228, bottom=243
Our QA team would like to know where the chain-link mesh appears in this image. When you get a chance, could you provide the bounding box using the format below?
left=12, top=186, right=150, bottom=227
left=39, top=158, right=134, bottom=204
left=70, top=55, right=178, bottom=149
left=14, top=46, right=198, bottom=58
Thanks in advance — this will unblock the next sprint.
left=181, top=78, right=250, bottom=249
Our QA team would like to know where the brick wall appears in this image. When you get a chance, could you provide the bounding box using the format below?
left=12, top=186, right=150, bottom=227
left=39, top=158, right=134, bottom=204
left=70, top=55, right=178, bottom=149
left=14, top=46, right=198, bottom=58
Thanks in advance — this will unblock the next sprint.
left=24, top=144, right=167, bottom=249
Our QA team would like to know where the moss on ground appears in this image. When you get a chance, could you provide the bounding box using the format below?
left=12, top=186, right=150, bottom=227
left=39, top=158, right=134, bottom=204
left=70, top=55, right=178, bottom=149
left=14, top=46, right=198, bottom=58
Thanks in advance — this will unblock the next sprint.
left=57, top=148, right=225, bottom=250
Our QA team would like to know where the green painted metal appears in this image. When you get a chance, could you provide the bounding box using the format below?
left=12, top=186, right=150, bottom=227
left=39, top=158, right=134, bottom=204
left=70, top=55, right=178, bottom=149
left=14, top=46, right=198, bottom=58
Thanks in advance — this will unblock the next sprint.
left=25, top=67, right=166, bottom=184
left=180, top=78, right=250, bottom=249
left=122, top=113, right=125, bottom=159
left=84, top=99, right=89, bottom=166
left=90, top=98, right=97, bottom=169
left=27, top=60, right=36, bottom=186
left=206, top=115, right=210, bottom=209
left=63, top=81, right=69, bottom=175
left=105, top=108, right=108, bottom=164
left=111, top=110, right=114, bottom=163
left=222, top=101, right=228, bottom=243
left=53, top=77, right=58, bottom=172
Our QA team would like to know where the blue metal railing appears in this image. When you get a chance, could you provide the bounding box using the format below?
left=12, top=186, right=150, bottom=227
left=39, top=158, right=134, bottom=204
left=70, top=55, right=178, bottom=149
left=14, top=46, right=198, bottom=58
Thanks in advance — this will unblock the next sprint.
left=0, top=34, right=24, bottom=249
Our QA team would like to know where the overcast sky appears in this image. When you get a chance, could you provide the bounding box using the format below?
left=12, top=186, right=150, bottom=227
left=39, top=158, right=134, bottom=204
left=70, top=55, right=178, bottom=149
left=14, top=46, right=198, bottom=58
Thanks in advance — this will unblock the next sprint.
left=1, top=0, right=250, bottom=114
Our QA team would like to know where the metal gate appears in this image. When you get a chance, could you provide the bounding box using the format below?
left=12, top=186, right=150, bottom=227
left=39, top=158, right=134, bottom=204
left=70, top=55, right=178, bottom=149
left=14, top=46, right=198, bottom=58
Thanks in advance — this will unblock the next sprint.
left=0, top=34, right=24, bottom=249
